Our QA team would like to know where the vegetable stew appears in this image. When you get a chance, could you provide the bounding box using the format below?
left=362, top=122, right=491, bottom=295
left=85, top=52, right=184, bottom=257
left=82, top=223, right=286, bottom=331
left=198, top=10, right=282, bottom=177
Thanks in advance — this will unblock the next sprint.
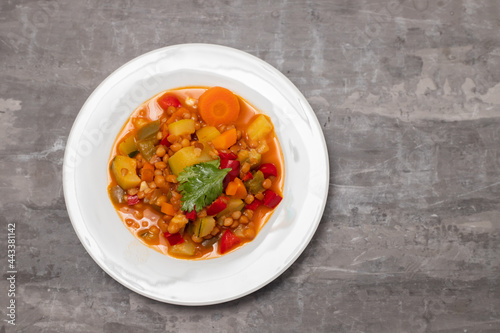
left=107, top=86, right=284, bottom=259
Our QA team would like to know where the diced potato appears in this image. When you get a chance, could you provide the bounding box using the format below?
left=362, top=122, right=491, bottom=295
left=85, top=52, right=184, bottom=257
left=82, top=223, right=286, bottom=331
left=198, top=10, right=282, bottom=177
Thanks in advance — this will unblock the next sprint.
left=118, top=135, right=137, bottom=156
left=196, top=126, right=221, bottom=143
left=111, top=155, right=141, bottom=190
left=192, top=216, right=216, bottom=238
left=168, top=119, right=195, bottom=136
left=170, top=239, right=195, bottom=256
left=217, top=198, right=244, bottom=218
left=168, top=146, right=214, bottom=175
left=237, top=149, right=262, bottom=169
left=247, top=114, right=273, bottom=141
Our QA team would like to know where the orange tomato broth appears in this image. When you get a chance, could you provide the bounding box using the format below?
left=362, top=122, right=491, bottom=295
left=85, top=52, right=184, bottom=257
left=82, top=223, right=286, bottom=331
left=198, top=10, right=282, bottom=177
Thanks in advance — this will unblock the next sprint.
left=107, top=87, right=284, bottom=259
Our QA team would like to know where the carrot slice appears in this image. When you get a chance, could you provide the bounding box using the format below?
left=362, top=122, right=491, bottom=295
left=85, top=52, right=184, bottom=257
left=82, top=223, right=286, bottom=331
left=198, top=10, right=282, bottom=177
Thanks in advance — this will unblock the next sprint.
left=226, top=177, right=247, bottom=199
left=141, top=162, right=155, bottom=182
left=225, top=181, right=238, bottom=196
left=167, top=107, right=189, bottom=125
left=198, top=87, right=240, bottom=126
left=234, top=178, right=247, bottom=199
left=212, top=128, right=237, bottom=150
left=161, top=202, right=177, bottom=216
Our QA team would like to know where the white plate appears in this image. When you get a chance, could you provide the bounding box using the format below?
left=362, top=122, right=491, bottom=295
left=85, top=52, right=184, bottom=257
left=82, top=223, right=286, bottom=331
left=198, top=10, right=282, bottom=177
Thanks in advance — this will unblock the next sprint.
left=63, top=44, right=329, bottom=305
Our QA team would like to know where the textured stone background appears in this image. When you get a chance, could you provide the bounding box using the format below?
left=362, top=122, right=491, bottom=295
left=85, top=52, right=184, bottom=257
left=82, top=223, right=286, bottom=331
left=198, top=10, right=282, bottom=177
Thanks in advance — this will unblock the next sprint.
left=1, top=0, right=500, bottom=332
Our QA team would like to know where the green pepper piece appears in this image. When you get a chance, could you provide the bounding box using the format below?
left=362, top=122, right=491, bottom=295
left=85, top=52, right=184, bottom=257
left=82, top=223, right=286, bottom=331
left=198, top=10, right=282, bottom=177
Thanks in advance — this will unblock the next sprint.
left=244, top=170, right=265, bottom=194
left=136, top=138, right=157, bottom=162
left=137, top=120, right=161, bottom=141
left=201, top=236, right=218, bottom=248
left=109, top=185, right=125, bottom=204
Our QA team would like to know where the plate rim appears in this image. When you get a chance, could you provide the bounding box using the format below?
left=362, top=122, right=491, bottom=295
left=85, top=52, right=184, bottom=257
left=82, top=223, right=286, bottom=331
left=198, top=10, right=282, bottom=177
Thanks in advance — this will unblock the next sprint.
left=63, top=43, right=330, bottom=305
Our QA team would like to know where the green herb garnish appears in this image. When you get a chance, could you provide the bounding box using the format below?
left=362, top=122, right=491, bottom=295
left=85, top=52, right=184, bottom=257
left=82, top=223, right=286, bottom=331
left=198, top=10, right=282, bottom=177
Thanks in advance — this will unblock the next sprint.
left=177, top=160, right=231, bottom=212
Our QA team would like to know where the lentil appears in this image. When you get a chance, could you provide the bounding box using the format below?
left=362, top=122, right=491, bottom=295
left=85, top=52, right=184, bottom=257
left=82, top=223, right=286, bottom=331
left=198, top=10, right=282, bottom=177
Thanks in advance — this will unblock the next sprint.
left=244, top=194, right=255, bottom=204
left=156, top=146, right=166, bottom=157
left=241, top=162, right=251, bottom=174
left=166, top=175, right=178, bottom=183
left=243, top=209, right=254, bottom=219
left=154, top=175, right=166, bottom=187
left=224, top=217, right=234, bottom=227
left=127, top=188, right=139, bottom=195
left=244, top=228, right=255, bottom=239
left=171, top=142, right=182, bottom=152
left=155, top=161, right=167, bottom=169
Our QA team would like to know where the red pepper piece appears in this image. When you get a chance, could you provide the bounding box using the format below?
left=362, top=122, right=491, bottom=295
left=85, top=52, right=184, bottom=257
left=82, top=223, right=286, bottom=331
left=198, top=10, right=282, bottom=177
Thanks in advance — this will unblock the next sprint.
left=220, top=159, right=240, bottom=176
left=185, top=209, right=197, bottom=221
left=218, top=151, right=238, bottom=160
left=158, top=94, right=181, bottom=110
left=164, top=232, right=185, bottom=246
left=206, top=196, right=228, bottom=216
left=245, top=199, right=263, bottom=210
left=219, top=229, right=241, bottom=254
left=259, top=163, right=278, bottom=178
left=160, top=134, right=172, bottom=147
left=127, top=195, right=140, bottom=205
left=241, top=171, right=253, bottom=182
left=220, top=159, right=240, bottom=189
left=263, top=190, right=282, bottom=208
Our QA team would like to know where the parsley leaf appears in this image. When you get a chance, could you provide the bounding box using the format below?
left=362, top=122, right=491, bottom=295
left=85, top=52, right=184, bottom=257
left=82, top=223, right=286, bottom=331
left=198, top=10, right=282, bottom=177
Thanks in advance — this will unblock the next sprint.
left=177, top=159, right=231, bottom=212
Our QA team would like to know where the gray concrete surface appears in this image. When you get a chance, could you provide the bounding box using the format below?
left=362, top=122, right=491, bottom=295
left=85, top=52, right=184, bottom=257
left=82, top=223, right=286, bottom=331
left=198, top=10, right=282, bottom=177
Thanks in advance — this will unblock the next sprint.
left=1, top=0, right=500, bottom=332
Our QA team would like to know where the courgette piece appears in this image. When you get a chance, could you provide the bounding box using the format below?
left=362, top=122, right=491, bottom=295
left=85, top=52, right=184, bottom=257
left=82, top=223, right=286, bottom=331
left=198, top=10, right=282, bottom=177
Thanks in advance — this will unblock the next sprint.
left=111, top=155, right=141, bottom=190
left=119, top=135, right=138, bottom=156
left=216, top=198, right=244, bottom=218
left=192, top=216, right=216, bottom=238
